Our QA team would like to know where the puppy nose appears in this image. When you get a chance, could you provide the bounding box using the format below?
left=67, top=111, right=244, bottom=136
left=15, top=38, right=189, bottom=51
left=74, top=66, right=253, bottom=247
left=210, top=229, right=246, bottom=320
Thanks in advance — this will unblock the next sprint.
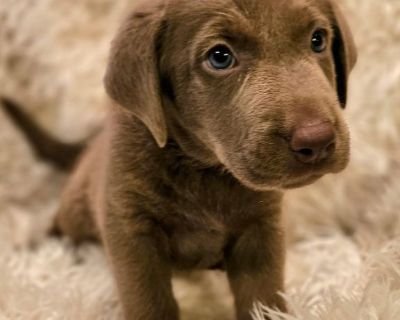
left=290, top=122, right=336, bottom=164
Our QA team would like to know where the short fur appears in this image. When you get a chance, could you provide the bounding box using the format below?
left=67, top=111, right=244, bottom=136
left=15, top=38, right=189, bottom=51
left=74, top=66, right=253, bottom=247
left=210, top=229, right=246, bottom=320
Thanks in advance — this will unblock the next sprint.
left=2, top=0, right=357, bottom=319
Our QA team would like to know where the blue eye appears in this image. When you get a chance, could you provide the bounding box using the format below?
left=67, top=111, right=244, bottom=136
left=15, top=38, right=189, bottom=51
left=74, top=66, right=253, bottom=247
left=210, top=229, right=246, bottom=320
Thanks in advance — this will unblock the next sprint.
left=207, top=45, right=235, bottom=70
left=311, top=29, right=328, bottom=53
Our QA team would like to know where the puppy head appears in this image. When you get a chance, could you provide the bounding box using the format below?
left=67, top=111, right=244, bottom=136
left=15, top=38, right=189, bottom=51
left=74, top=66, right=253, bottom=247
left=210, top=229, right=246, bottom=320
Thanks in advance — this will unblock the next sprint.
left=105, top=0, right=357, bottom=190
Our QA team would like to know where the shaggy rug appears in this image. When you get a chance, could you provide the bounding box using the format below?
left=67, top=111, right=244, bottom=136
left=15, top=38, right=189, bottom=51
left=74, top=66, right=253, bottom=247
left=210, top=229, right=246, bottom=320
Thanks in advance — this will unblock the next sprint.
left=0, top=0, right=399, bottom=319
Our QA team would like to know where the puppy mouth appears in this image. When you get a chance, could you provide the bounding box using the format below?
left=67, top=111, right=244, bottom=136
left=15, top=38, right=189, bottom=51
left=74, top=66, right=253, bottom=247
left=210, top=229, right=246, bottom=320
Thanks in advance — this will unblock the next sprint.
left=218, top=139, right=350, bottom=191
left=229, top=157, right=344, bottom=191
left=280, top=173, right=324, bottom=189
left=257, top=168, right=326, bottom=189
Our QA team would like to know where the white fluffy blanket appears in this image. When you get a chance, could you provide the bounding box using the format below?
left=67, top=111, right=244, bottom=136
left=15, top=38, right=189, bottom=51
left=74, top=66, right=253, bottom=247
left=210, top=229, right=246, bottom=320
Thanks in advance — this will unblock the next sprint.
left=0, top=0, right=399, bottom=319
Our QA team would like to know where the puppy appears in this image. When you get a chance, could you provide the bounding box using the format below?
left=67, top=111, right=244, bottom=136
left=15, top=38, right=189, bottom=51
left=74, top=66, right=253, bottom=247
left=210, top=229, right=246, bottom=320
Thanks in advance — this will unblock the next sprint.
left=2, top=0, right=357, bottom=319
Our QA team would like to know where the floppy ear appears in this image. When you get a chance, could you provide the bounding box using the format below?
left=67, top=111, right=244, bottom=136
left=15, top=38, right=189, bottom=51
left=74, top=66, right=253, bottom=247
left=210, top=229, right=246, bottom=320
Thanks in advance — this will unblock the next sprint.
left=104, top=1, right=168, bottom=148
left=328, top=1, right=358, bottom=108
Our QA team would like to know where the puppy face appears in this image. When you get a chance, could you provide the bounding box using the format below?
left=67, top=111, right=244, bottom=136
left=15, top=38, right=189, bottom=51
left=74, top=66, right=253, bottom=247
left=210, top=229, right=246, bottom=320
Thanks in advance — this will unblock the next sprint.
left=105, top=0, right=357, bottom=190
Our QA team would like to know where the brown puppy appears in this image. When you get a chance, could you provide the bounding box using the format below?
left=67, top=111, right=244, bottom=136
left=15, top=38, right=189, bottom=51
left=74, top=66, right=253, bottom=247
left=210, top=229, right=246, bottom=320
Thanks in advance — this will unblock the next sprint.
left=2, top=0, right=357, bottom=319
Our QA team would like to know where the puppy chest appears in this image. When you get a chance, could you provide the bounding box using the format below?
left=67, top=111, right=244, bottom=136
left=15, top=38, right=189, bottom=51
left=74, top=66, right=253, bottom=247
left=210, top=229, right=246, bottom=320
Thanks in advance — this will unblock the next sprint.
left=168, top=224, right=229, bottom=270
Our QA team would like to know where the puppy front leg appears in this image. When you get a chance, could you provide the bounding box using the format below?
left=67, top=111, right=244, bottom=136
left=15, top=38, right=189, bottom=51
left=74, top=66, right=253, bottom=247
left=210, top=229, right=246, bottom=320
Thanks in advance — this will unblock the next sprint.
left=103, top=215, right=179, bottom=320
left=226, top=223, right=286, bottom=320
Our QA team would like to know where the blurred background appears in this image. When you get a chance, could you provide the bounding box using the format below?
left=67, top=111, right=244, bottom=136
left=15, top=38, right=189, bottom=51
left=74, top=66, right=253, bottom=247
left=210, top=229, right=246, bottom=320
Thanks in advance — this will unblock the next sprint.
left=0, top=0, right=399, bottom=319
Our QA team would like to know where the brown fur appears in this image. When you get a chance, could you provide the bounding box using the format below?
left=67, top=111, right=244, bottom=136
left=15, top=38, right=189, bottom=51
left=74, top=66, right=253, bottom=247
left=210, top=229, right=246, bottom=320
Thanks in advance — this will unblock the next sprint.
left=0, top=97, right=85, bottom=170
left=2, top=0, right=357, bottom=319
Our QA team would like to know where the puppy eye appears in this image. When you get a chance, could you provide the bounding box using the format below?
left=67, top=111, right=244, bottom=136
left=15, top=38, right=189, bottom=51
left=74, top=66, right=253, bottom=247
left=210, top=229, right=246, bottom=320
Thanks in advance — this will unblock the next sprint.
left=311, top=29, right=328, bottom=53
left=207, top=45, right=235, bottom=70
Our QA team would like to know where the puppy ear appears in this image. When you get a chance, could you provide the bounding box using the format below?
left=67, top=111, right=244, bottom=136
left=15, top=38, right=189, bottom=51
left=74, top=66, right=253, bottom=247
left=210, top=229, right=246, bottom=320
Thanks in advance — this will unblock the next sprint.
left=328, top=1, right=358, bottom=108
left=104, top=1, right=168, bottom=148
